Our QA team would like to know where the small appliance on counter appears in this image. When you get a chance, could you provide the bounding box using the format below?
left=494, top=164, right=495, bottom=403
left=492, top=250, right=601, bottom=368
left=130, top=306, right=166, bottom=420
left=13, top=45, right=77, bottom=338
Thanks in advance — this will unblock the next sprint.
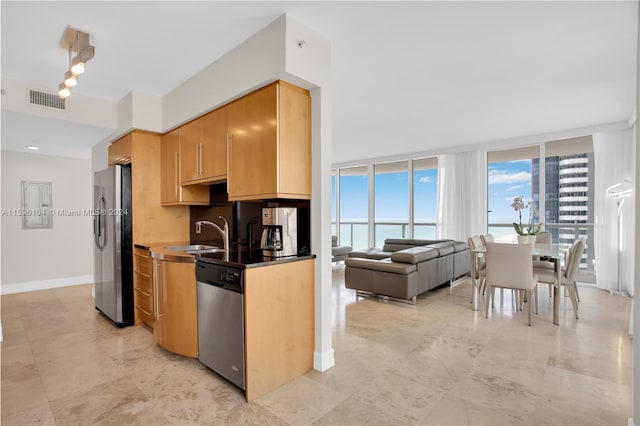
left=260, top=207, right=297, bottom=257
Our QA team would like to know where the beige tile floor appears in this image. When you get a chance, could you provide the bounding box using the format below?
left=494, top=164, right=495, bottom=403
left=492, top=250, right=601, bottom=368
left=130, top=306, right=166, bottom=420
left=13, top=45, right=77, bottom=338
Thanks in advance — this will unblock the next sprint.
left=1, top=266, right=633, bottom=425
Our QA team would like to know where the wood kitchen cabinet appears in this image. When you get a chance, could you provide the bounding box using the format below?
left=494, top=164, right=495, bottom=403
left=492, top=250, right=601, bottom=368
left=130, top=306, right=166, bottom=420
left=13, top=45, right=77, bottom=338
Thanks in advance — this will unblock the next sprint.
left=153, top=258, right=198, bottom=358
left=180, top=107, right=228, bottom=185
left=227, top=80, right=311, bottom=201
left=133, top=247, right=154, bottom=327
left=108, top=133, right=132, bottom=165
left=160, top=128, right=209, bottom=206
left=244, top=258, right=314, bottom=401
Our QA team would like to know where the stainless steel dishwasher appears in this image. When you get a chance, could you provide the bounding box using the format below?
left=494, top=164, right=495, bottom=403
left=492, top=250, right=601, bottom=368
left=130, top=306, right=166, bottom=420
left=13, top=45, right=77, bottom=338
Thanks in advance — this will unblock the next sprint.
left=196, top=261, right=245, bottom=390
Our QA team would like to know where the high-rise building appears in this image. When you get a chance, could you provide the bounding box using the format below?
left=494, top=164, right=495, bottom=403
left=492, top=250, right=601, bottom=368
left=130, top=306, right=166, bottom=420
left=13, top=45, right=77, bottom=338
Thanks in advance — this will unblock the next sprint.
left=532, top=153, right=595, bottom=276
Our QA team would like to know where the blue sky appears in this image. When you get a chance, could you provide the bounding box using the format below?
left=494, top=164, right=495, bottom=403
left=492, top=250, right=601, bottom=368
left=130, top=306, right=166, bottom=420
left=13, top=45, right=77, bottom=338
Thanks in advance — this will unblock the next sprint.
left=333, top=169, right=438, bottom=221
left=488, top=160, right=532, bottom=223
left=332, top=160, right=532, bottom=224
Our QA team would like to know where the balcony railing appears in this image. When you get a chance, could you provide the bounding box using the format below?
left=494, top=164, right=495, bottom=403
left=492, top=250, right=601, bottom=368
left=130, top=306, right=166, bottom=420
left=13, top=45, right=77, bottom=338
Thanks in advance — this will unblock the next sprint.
left=332, top=220, right=437, bottom=250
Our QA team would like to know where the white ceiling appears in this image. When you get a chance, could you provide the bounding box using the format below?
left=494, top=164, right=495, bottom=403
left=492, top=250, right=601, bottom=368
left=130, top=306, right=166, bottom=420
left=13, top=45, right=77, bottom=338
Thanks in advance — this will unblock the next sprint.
left=1, top=1, right=637, bottom=163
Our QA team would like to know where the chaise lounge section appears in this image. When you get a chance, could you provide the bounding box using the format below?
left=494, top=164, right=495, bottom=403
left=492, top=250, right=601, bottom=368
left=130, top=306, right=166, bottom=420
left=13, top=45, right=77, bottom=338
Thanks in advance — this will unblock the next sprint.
left=332, top=236, right=352, bottom=263
left=345, top=239, right=470, bottom=303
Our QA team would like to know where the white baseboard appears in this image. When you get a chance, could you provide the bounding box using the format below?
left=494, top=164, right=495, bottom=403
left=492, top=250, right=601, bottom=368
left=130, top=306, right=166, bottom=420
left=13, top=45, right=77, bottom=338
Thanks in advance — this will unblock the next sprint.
left=1, top=275, right=93, bottom=295
left=313, top=348, right=335, bottom=372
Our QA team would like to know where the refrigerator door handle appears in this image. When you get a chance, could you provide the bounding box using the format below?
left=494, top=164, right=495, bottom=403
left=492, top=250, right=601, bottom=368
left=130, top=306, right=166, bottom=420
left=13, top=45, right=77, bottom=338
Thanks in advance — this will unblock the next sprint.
left=97, top=196, right=107, bottom=250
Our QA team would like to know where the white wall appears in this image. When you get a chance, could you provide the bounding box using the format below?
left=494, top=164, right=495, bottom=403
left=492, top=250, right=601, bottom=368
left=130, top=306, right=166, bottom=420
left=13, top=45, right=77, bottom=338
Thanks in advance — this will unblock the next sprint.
left=632, top=7, right=640, bottom=425
left=161, top=15, right=286, bottom=131
left=1, top=151, right=93, bottom=293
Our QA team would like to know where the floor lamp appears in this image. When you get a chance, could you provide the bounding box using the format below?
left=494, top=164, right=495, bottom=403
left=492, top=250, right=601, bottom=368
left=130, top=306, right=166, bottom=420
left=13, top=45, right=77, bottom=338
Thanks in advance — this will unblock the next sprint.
left=606, top=179, right=632, bottom=297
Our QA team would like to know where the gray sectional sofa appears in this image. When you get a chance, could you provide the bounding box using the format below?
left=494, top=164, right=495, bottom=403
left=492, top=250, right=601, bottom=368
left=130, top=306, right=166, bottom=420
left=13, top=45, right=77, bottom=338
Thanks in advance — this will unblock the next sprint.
left=345, top=238, right=470, bottom=303
left=332, top=236, right=352, bottom=263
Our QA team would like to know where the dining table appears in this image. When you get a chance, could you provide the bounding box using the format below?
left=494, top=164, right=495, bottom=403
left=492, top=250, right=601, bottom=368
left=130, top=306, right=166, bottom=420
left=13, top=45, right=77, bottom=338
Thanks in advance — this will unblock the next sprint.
left=470, top=243, right=564, bottom=325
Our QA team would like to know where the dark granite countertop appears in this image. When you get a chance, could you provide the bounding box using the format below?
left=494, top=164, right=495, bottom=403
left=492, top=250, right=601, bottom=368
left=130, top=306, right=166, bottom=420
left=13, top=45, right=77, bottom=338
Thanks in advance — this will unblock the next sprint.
left=196, top=249, right=315, bottom=269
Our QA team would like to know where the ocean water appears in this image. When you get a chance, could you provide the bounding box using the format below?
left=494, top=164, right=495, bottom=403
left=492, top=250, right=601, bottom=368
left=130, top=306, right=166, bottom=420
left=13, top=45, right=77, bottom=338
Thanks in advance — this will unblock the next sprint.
left=337, top=221, right=436, bottom=250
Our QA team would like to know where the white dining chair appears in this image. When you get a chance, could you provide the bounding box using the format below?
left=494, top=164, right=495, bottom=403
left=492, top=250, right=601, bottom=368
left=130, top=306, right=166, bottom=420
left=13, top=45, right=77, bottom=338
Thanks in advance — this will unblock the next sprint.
left=480, top=234, right=494, bottom=246
left=533, top=239, right=585, bottom=319
left=467, top=235, right=486, bottom=300
left=485, top=242, right=538, bottom=326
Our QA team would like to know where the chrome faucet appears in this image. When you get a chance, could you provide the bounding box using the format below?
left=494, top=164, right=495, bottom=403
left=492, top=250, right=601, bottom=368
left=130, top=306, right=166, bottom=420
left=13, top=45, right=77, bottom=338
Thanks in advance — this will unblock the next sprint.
left=195, top=216, right=229, bottom=253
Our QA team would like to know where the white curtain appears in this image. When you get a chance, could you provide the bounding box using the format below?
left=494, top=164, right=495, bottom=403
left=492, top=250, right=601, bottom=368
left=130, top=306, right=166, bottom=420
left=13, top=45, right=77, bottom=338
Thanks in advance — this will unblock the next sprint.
left=593, top=129, right=635, bottom=295
left=436, top=150, right=487, bottom=241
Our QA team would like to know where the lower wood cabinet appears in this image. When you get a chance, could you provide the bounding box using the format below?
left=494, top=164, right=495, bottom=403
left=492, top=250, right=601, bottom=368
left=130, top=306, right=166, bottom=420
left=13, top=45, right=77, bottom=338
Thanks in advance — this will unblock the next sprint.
left=133, top=247, right=154, bottom=327
left=244, top=258, right=315, bottom=401
left=152, top=258, right=198, bottom=358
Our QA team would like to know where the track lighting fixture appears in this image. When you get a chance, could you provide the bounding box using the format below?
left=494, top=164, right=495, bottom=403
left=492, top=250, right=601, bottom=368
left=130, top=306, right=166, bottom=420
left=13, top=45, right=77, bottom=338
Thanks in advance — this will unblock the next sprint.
left=58, top=26, right=95, bottom=98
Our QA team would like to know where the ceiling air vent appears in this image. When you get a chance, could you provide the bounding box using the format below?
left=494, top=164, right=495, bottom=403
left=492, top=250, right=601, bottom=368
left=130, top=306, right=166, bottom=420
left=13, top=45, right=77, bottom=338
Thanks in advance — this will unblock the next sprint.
left=29, top=89, right=65, bottom=110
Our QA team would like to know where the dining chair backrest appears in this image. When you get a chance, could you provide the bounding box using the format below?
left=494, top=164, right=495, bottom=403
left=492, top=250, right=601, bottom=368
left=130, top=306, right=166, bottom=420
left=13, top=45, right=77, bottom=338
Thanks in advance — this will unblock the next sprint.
left=480, top=234, right=494, bottom=246
left=564, top=239, right=585, bottom=282
left=535, top=232, right=551, bottom=244
left=485, top=242, right=534, bottom=290
left=469, top=235, right=484, bottom=249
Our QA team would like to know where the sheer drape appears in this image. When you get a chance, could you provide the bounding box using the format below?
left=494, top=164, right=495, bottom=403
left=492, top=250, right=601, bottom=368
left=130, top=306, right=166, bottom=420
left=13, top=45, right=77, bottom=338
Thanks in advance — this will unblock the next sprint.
left=593, top=129, right=635, bottom=295
left=436, top=150, right=487, bottom=241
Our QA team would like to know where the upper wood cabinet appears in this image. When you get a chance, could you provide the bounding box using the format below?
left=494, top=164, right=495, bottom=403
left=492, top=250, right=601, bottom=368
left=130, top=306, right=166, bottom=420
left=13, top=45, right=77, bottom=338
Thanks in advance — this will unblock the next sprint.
left=161, top=128, right=209, bottom=206
left=227, top=81, right=311, bottom=201
left=180, top=107, right=228, bottom=185
left=108, top=133, right=132, bottom=165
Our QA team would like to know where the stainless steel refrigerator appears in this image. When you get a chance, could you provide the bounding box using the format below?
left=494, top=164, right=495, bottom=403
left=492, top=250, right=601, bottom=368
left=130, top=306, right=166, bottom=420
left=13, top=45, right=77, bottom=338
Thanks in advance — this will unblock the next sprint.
left=93, top=164, right=134, bottom=327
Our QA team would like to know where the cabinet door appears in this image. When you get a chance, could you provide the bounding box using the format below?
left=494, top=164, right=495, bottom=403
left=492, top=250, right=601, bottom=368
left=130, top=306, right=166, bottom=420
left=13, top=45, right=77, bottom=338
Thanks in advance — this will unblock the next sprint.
left=161, top=129, right=181, bottom=204
left=278, top=82, right=311, bottom=198
left=179, top=118, right=202, bottom=184
left=108, top=133, right=132, bottom=165
left=227, top=84, right=278, bottom=200
left=155, top=260, right=198, bottom=358
left=161, top=129, right=209, bottom=206
left=200, top=106, right=228, bottom=182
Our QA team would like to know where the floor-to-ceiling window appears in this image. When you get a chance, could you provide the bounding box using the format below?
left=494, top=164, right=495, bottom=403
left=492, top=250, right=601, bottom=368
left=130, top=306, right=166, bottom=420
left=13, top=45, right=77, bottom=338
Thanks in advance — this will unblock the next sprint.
left=333, top=156, right=438, bottom=250
left=339, top=165, right=369, bottom=250
left=413, top=157, right=438, bottom=239
left=487, top=137, right=595, bottom=281
left=540, top=136, right=595, bottom=281
left=374, top=161, right=408, bottom=247
left=487, top=146, right=539, bottom=242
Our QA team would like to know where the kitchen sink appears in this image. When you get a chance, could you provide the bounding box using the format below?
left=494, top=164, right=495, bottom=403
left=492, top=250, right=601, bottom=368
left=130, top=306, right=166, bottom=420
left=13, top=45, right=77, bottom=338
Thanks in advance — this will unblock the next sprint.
left=186, top=248, right=226, bottom=255
left=165, top=244, right=219, bottom=251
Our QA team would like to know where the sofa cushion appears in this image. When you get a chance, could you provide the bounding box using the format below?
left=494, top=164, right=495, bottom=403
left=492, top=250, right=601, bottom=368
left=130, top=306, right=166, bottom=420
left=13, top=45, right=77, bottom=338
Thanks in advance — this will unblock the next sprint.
left=428, top=242, right=455, bottom=256
left=332, top=235, right=338, bottom=246
left=332, top=245, right=352, bottom=257
left=345, top=258, right=417, bottom=274
left=390, top=247, right=439, bottom=264
left=348, top=249, right=391, bottom=260
left=450, top=241, right=469, bottom=252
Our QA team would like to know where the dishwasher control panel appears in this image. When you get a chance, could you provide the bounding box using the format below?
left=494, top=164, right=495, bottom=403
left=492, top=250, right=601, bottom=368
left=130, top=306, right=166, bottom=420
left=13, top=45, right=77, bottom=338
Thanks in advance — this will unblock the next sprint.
left=196, top=261, right=244, bottom=294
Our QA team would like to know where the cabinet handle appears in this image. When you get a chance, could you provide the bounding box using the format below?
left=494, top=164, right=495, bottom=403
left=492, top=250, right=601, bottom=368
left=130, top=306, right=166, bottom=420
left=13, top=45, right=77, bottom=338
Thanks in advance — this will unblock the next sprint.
left=227, top=133, right=232, bottom=190
left=174, top=152, right=179, bottom=199
left=136, top=305, right=152, bottom=317
left=134, top=270, right=151, bottom=279
left=135, top=287, right=152, bottom=297
left=198, top=143, right=203, bottom=177
left=153, top=259, right=160, bottom=319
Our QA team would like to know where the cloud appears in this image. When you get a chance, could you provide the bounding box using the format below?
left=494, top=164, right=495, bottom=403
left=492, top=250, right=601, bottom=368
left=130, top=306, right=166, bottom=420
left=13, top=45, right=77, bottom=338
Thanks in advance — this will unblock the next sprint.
left=417, top=176, right=432, bottom=184
left=506, top=185, right=522, bottom=191
left=488, top=170, right=531, bottom=184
